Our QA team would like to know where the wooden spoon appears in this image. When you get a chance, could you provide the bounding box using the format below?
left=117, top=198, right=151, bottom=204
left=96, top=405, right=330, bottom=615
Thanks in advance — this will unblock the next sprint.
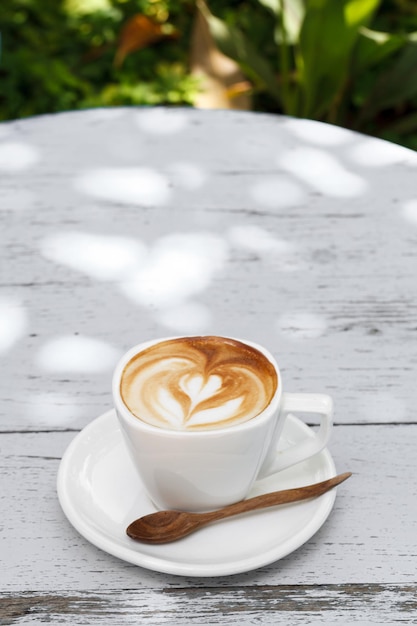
left=126, top=472, right=351, bottom=544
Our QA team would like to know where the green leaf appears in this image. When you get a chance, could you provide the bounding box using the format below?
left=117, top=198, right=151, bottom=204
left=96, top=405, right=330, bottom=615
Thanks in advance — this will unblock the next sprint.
left=200, top=0, right=282, bottom=102
left=298, top=0, right=381, bottom=118
left=257, top=0, right=305, bottom=44
left=345, top=0, right=380, bottom=28
left=352, top=27, right=406, bottom=75
left=358, top=41, right=417, bottom=123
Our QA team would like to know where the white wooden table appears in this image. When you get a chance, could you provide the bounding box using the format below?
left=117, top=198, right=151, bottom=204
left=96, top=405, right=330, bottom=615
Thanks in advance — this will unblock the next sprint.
left=1, top=107, right=417, bottom=624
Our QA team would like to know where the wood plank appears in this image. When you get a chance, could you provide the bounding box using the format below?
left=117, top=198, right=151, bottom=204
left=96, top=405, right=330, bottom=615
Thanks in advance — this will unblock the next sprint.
left=1, top=425, right=416, bottom=591
left=1, top=109, right=417, bottom=432
left=2, top=584, right=417, bottom=624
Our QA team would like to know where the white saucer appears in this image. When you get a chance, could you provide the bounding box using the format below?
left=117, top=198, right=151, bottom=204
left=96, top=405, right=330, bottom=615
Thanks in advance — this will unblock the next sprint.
left=57, top=410, right=337, bottom=577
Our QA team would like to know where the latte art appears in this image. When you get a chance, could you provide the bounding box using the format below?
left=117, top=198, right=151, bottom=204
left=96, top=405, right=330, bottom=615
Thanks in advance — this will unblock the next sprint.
left=120, top=336, right=278, bottom=431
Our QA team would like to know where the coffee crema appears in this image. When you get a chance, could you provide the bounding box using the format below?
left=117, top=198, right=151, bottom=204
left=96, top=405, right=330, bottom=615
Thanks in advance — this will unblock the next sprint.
left=120, top=336, right=278, bottom=431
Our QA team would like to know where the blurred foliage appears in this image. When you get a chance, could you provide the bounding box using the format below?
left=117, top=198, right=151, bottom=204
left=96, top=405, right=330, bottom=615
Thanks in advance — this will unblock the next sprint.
left=2, top=0, right=417, bottom=149
left=0, top=0, right=199, bottom=119
left=203, top=0, right=417, bottom=149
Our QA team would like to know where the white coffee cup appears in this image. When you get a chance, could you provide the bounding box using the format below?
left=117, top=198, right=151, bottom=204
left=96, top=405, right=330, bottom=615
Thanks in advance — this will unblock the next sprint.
left=112, top=336, right=333, bottom=511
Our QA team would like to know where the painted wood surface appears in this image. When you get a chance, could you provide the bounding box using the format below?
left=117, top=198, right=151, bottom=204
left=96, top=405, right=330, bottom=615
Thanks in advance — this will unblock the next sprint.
left=2, top=584, right=417, bottom=625
left=2, top=425, right=417, bottom=591
left=1, top=108, right=417, bottom=624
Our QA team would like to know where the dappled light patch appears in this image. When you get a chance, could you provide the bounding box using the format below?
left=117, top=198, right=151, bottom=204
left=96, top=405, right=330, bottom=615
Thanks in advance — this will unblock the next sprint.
left=249, top=176, right=305, bottom=209
left=135, top=108, right=188, bottom=134
left=38, top=228, right=226, bottom=333
left=0, top=142, right=40, bottom=172
left=0, top=298, right=28, bottom=353
left=283, top=118, right=354, bottom=146
left=167, top=162, right=207, bottom=190
left=120, top=231, right=228, bottom=308
left=228, top=224, right=294, bottom=255
left=348, top=137, right=417, bottom=168
left=40, top=231, right=146, bottom=280
left=75, top=167, right=170, bottom=206
left=228, top=225, right=306, bottom=271
left=276, top=312, right=327, bottom=340
left=278, top=147, right=367, bottom=197
left=402, top=200, right=417, bottom=225
left=36, top=335, right=120, bottom=373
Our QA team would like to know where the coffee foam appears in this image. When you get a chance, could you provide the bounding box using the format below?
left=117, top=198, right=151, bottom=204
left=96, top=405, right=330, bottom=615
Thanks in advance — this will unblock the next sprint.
left=120, top=336, right=278, bottom=431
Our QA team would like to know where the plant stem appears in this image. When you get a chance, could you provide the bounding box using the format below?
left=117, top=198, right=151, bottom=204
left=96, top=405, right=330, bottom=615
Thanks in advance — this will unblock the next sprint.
left=278, top=0, right=293, bottom=114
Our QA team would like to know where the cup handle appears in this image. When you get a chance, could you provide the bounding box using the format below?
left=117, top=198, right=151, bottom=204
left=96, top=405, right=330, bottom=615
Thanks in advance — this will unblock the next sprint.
left=259, top=393, right=333, bottom=477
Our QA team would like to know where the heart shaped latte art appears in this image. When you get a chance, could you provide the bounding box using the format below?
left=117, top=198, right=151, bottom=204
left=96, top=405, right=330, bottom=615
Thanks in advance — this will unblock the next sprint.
left=120, top=337, right=278, bottom=431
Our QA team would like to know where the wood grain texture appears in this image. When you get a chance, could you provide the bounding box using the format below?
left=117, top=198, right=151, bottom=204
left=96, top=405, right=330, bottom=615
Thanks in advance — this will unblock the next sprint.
left=2, top=584, right=417, bottom=624
left=1, top=109, right=417, bottom=623
left=1, top=425, right=416, bottom=592
left=1, top=109, right=417, bottom=431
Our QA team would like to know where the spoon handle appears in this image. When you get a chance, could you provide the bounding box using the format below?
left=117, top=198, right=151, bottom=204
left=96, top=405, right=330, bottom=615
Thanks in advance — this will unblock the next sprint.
left=203, top=472, right=352, bottom=523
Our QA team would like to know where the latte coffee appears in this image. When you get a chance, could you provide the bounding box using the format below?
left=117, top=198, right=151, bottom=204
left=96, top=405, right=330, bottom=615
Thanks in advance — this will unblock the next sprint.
left=120, top=336, right=278, bottom=431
